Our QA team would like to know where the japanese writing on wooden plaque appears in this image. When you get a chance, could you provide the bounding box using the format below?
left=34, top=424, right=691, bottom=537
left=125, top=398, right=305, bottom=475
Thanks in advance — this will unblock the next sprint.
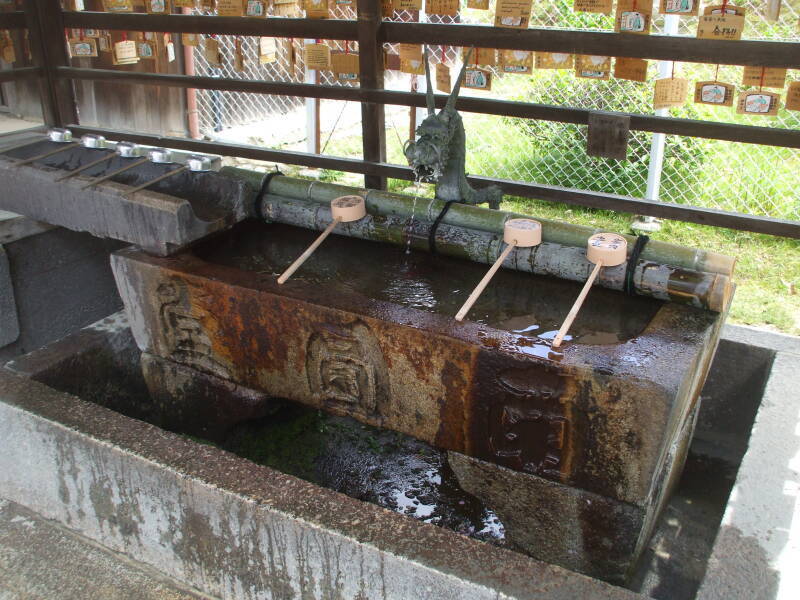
left=331, top=52, right=359, bottom=81
left=501, top=50, right=532, bottom=74
left=535, top=52, right=574, bottom=69
left=305, top=42, right=331, bottom=69
left=426, top=0, right=459, bottom=16
left=786, top=81, right=800, bottom=111
left=102, top=0, right=133, bottom=11
left=217, top=0, right=245, bottom=16
left=697, top=5, right=746, bottom=40
left=436, top=62, right=451, bottom=92
left=614, top=57, right=648, bottom=82
left=305, top=0, right=330, bottom=18
left=741, top=66, right=787, bottom=89
left=653, top=77, right=688, bottom=109
left=495, top=0, right=533, bottom=28
left=574, top=0, right=612, bottom=14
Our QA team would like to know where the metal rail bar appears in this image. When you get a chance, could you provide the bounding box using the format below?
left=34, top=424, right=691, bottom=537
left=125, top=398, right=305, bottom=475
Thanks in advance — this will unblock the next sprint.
left=0, top=67, right=43, bottom=83
left=66, top=125, right=800, bottom=239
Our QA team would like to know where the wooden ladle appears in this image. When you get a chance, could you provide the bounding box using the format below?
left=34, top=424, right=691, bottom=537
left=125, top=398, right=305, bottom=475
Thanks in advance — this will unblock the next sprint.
left=455, top=218, right=542, bottom=321
left=277, top=195, right=367, bottom=284
left=552, top=233, right=628, bottom=348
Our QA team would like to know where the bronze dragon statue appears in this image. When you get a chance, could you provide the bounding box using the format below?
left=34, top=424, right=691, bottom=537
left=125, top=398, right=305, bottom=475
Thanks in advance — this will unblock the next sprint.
left=403, top=47, right=503, bottom=210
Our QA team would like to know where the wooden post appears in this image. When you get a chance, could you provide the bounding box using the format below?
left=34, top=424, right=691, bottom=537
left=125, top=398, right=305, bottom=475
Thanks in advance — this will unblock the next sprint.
left=357, top=0, right=386, bottom=190
left=23, top=0, right=77, bottom=127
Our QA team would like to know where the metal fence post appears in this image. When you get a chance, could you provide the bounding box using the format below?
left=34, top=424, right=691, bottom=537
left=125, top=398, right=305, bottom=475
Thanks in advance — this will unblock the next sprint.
left=357, top=0, right=387, bottom=190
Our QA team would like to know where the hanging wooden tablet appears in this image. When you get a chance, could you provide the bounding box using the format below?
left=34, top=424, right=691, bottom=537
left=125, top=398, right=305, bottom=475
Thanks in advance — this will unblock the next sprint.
left=765, top=0, right=781, bottom=21
left=741, top=66, right=786, bottom=89
left=68, top=37, right=98, bottom=58
left=736, top=90, right=780, bottom=116
left=697, top=5, right=745, bottom=40
left=574, top=0, right=612, bottom=14
left=274, top=0, right=301, bottom=15
left=463, top=47, right=496, bottom=66
left=614, top=57, right=648, bottom=82
left=305, top=0, right=330, bottom=18
left=137, top=40, right=156, bottom=60
left=233, top=38, right=246, bottom=72
left=1, top=36, right=15, bottom=64
left=693, top=80, right=735, bottom=106
left=501, top=49, right=532, bottom=74
left=165, top=34, right=176, bottom=62
left=204, top=37, right=223, bottom=67
left=305, top=42, right=331, bottom=69
left=174, top=0, right=196, bottom=7
left=331, top=52, right=360, bottom=81
left=576, top=67, right=610, bottom=80
left=182, top=33, right=201, bottom=46
left=787, top=81, right=800, bottom=111
left=399, top=43, right=424, bottom=74
left=98, top=34, right=112, bottom=53
left=587, top=112, right=630, bottom=160
left=279, top=38, right=296, bottom=70
left=200, top=0, right=215, bottom=9
left=653, top=76, right=688, bottom=109
left=615, top=0, right=652, bottom=34
left=394, top=0, right=422, bottom=10
left=259, top=37, right=277, bottom=63
left=535, top=52, right=574, bottom=69
left=494, top=0, right=532, bottom=28
left=464, top=68, right=492, bottom=90
left=426, top=0, right=458, bottom=15
left=102, top=0, right=134, bottom=11
left=659, top=0, right=698, bottom=16
left=467, top=0, right=489, bottom=7
left=217, top=0, right=245, bottom=15
left=145, top=0, right=168, bottom=13
left=382, top=0, right=394, bottom=16
left=436, top=62, right=451, bottom=92
left=246, top=0, right=269, bottom=15
left=384, top=52, right=400, bottom=71
left=577, top=54, right=610, bottom=72
left=112, top=39, right=139, bottom=65
left=83, top=29, right=100, bottom=37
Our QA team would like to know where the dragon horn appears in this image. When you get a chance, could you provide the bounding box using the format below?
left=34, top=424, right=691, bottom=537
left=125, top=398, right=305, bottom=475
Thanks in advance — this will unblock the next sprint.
left=446, top=47, right=473, bottom=112
left=423, top=45, right=435, bottom=116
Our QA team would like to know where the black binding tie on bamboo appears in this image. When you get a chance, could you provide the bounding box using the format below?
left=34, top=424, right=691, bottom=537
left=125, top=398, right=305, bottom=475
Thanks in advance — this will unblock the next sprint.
left=429, top=200, right=461, bottom=255
left=255, top=168, right=284, bottom=220
left=624, top=234, right=649, bottom=296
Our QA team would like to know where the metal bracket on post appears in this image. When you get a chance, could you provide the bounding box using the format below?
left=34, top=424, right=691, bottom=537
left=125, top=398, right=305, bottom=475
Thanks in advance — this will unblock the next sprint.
left=357, top=0, right=387, bottom=191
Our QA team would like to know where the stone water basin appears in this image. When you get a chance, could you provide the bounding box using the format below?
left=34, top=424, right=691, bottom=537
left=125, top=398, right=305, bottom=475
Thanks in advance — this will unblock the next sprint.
left=112, top=219, right=727, bottom=581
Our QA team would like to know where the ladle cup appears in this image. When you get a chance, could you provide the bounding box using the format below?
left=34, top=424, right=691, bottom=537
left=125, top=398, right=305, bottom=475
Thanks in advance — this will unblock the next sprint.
left=79, top=143, right=153, bottom=190
left=455, top=218, right=542, bottom=322
left=278, top=195, right=367, bottom=285
left=54, top=134, right=112, bottom=182
left=14, top=128, right=80, bottom=166
left=121, top=154, right=213, bottom=198
left=551, top=233, right=628, bottom=348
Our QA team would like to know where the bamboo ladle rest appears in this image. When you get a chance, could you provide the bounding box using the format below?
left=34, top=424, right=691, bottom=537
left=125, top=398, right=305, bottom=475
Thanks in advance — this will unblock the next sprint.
left=455, top=218, right=542, bottom=322
left=551, top=233, right=628, bottom=348
left=277, top=195, right=367, bottom=285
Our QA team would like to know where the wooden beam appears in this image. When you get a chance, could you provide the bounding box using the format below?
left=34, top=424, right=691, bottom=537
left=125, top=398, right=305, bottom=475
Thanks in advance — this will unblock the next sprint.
left=357, top=0, right=386, bottom=190
left=66, top=125, right=800, bottom=239
left=62, top=12, right=358, bottom=40
left=58, top=67, right=800, bottom=149
left=0, top=67, right=42, bottom=83
left=0, top=12, right=26, bottom=30
left=381, top=23, right=800, bottom=68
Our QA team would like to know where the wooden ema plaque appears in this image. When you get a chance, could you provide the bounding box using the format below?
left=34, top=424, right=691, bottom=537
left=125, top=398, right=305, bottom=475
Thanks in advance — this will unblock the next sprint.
left=394, top=0, right=422, bottom=10
left=246, top=0, right=269, bottom=16
left=574, top=0, right=612, bottom=14
left=102, top=0, right=133, bottom=11
left=697, top=5, right=746, bottom=40
left=204, top=37, right=222, bottom=67
left=615, top=0, right=652, bottom=34
left=145, top=0, right=168, bottom=13
left=68, top=38, right=98, bottom=58
left=436, top=62, right=451, bottom=92
left=614, top=57, right=648, bottom=82
left=467, top=0, right=489, bottom=7
left=694, top=80, right=735, bottom=106
left=463, top=68, right=492, bottom=90
left=736, top=90, right=780, bottom=116
left=331, top=52, right=360, bottom=82
left=787, top=81, right=800, bottom=112
left=741, top=66, right=787, bottom=89
left=659, top=0, right=699, bottom=16
left=587, top=112, right=630, bottom=160
left=259, top=37, right=277, bottom=63
left=463, top=47, right=496, bottom=66
left=399, top=43, right=424, bottom=74
left=217, top=0, right=246, bottom=16
left=576, top=55, right=610, bottom=80
left=535, top=52, right=574, bottom=69
left=182, top=33, right=201, bottom=47
left=305, top=43, right=331, bottom=69
left=112, top=39, right=139, bottom=65
left=501, top=50, right=532, bottom=74
left=654, top=76, right=688, bottom=109
left=494, top=0, right=533, bottom=28
left=137, top=40, right=156, bottom=60
left=305, top=0, right=330, bottom=18
left=426, top=0, right=459, bottom=16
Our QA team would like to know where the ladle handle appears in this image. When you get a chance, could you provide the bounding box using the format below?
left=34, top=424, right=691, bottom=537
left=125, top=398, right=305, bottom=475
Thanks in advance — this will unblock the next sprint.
left=552, top=260, right=603, bottom=349
left=14, top=141, right=81, bottom=166
left=122, top=165, right=188, bottom=197
left=54, top=152, right=114, bottom=182
left=79, top=156, right=150, bottom=190
left=277, top=217, right=341, bottom=285
left=455, top=241, right=516, bottom=322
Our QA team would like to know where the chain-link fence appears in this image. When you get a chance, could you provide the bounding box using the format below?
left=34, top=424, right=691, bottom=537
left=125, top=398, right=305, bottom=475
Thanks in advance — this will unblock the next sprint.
left=190, top=0, right=800, bottom=222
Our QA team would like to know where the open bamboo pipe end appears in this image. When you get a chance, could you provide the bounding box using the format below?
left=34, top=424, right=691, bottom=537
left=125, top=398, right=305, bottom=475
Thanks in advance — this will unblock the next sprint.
left=277, top=195, right=366, bottom=285
left=552, top=233, right=628, bottom=349
left=455, top=218, right=542, bottom=322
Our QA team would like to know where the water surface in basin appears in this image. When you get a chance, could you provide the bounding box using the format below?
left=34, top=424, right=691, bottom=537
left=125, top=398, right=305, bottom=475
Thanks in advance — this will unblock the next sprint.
left=195, top=221, right=664, bottom=346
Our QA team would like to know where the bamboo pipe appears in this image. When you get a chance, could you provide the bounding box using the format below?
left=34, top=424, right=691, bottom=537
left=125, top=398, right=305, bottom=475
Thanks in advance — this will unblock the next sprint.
left=455, top=218, right=542, bottom=321
left=278, top=195, right=366, bottom=284
left=261, top=194, right=731, bottom=312
left=552, top=233, right=628, bottom=348
left=241, top=173, right=735, bottom=278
